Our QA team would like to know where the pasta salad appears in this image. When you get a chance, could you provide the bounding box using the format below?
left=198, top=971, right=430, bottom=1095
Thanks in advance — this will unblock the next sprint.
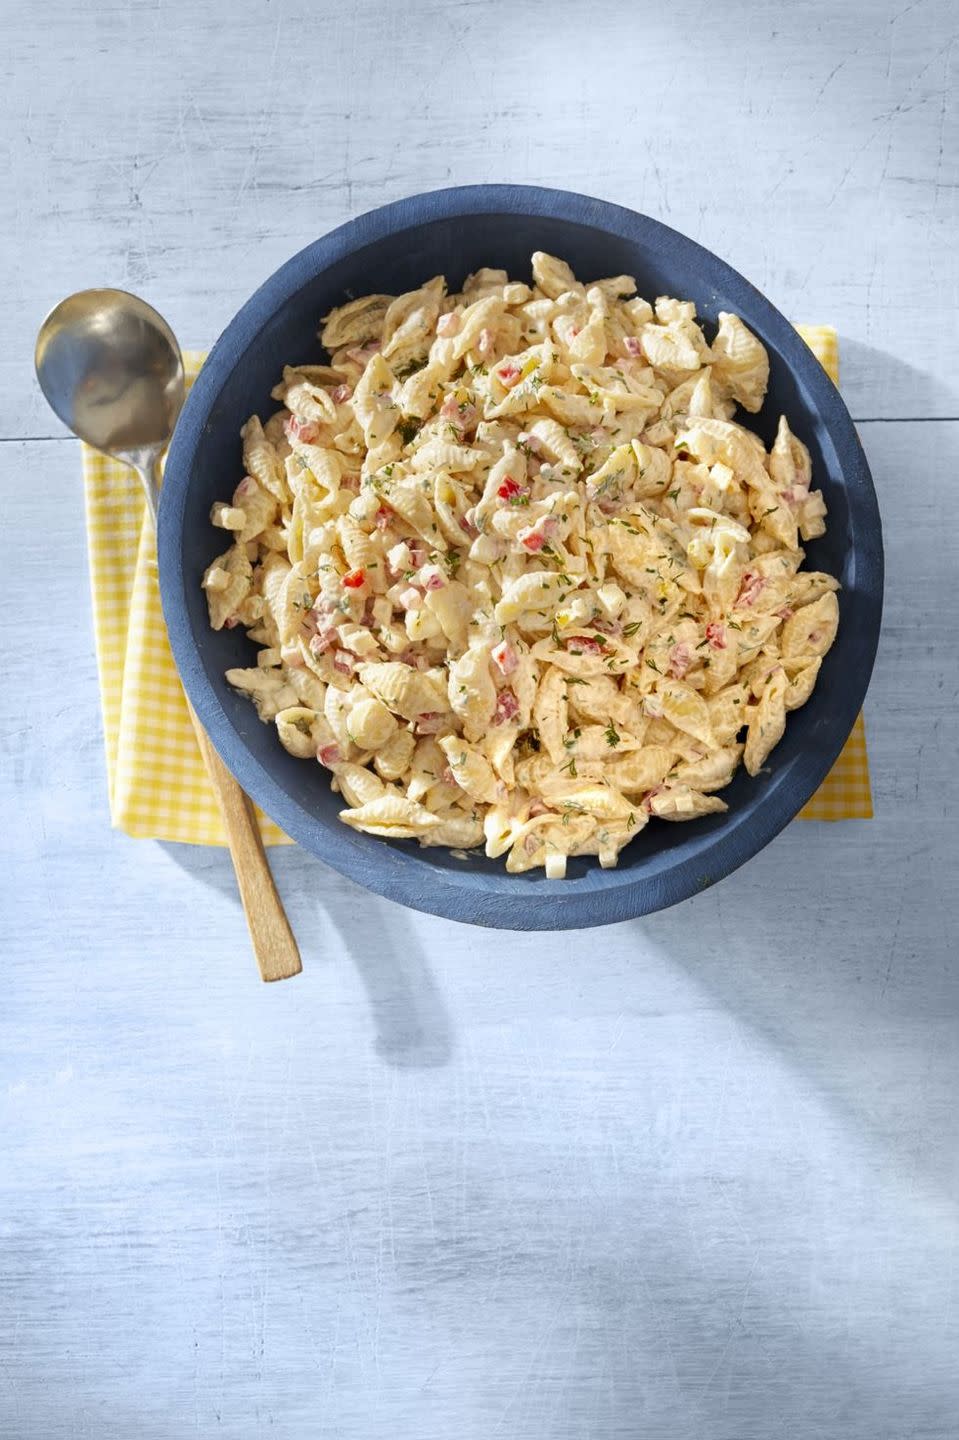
left=202, top=252, right=838, bottom=878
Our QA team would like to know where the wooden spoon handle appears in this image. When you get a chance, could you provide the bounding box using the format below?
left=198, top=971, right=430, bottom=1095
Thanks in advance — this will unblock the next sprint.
left=185, top=700, right=302, bottom=983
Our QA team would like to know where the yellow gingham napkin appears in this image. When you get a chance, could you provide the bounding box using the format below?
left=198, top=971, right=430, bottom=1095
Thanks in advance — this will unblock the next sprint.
left=792, top=327, right=872, bottom=820
left=81, top=330, right=871, bottom=846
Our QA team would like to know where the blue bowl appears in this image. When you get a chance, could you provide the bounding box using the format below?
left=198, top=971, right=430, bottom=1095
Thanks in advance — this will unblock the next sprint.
left=158, top=185, right=883, bottom=930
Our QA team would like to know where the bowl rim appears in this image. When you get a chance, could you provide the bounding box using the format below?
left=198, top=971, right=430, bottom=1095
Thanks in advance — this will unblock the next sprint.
left=158, top=183, right=883, bottom=930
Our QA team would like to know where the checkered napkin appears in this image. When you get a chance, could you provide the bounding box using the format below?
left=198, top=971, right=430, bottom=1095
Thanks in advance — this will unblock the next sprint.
left=81, top=330, right=872, bottom=846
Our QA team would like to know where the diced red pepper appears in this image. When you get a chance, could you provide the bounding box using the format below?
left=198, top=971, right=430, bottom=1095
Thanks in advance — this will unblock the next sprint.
left=518, top=516, right=559, bottom=552
left=491, top=641, right=518, bottom=676
left=342, top=568, right=366, bottom=589
left=497, top=476, right=522, bottom=500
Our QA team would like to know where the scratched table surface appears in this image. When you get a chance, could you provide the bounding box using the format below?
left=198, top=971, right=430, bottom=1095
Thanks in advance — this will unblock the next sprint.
left=2, top=2, right=958, bottom=1436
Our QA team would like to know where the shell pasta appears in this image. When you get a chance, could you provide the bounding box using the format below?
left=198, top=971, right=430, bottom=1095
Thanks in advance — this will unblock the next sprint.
left=202, top=254, right=838, bottom=878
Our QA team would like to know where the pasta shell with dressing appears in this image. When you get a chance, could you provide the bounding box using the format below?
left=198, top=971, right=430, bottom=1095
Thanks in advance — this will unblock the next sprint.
left=276, top=367, right=338, bottom=425
left=481, top=726, right=518, bottom=787
left=783, top=656, right=822, bottom=710
left=228, top=476, right=278, bottom=544
left=273, top=562, right=315, bottom=646
left=451, top=296, right=505, bottom=360
left=531, top=665, right=568, bottom=765
left=649, top=786, right=728, bottom=819
left=526, top=418, right=582, bottom=472
left=419, top=812, right=485, bottom=849
left=565, top=673, right=629, bottom=725
left=397, top=362, right=448, bottom=419
left=226, top=667, right=298, bottom=722
left=359, top=662, right=450, bottom=723
left=275, top=707, right=320, bottom=759
left=531, top=251, right=584, bottom=301
left=378, top=475, right=437, bottom=540
left=640, top=320, right=709, bottom=374
left=744, top=667, right=789, bottom=775
left=535, top=779, right=633, bottom=821
left=654, top=679, right=718, bottom=749
left=494, top=571, right=564, bottom=624
left=347, top=695, right=398, bottom=750
left=406, top=738, right=447, bottom=802
left=287, top=665, right=326, bottom=712
left=605, top=746, right=677, bottom=794
left=780, top=591, right=839, bottom=659
left=339, top=794, right=443, bottom=839
left=373, top=726, right=415, bottom=782
left=564, top=725, right=645, bottom=761
left=241, top=416, right=287, bottom=501
left=425, top=580, right=473, bottom=652
left=673, top=744, right=744, bottom=792
left=447, top=646, right=497, bottom=737
left=351, top=355, right=400, bottom=449
left=710, top=313, right=770, bottom=413
left=336, top=514, right=378, bottom=573
left=433, top=472, right=471, bottom=547
left=324, top=684, right=356, bottom=754
left=334, top=763, right=387, bottom=808
left=769, top=414, right=811, bottom=493
left=439, top=736, right=500, bottom=804
left=320, top=294, right=393, bottom=350
left=381, top=277, right=445, bottom=361
left=202, top=544, right=253, bottom=630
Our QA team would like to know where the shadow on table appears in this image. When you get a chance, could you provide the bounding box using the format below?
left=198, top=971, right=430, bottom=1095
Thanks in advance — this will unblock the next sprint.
left=644, top=826, right=955, bottom=1163
left=636, top=380, right=958, bottom=1200
left=160, top=840, right=455, bottom=1070
left=839, top=335, right=959, bottom=419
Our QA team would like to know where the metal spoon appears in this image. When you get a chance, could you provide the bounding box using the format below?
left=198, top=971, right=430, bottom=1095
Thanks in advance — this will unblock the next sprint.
left=35, top=289, right=301, bottom=983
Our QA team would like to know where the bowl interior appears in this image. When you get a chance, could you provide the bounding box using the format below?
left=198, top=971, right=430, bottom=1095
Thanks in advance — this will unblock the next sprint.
left=161, top=191, right=882, bottom=927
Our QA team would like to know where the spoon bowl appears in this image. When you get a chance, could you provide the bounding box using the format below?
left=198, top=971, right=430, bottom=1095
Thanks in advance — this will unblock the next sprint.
left=35, top=289, right=185, bottom=514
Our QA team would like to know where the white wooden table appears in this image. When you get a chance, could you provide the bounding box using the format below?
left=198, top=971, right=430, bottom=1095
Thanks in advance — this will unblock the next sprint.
left=3, top=3, right=958, bottom=1436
